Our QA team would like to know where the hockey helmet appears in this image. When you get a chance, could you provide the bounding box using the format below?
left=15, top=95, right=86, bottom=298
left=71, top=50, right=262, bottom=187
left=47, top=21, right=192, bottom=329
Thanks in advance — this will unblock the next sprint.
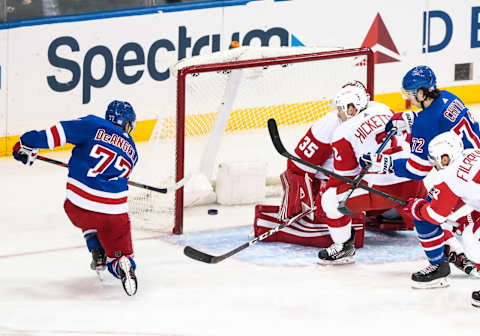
left=105, top=100, right=136, bottom=132
left=334, top=81, right=369, bottom=117
left=401, top=66, right=437, bottom=98
left=428, top=131, right=463, bottom=169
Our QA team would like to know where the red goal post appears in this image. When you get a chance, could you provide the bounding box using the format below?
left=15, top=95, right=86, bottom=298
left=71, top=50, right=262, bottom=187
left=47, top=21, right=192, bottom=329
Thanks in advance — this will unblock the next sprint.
left=130, top=47, right=374, bottom=235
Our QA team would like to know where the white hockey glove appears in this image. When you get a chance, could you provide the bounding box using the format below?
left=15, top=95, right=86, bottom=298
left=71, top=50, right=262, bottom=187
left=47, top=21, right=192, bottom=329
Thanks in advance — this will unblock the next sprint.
left=12, top=140, right=39, bottom=166
left=385, top=111, right=417, bottom=133
left=359, top=153, right=393, bottom=174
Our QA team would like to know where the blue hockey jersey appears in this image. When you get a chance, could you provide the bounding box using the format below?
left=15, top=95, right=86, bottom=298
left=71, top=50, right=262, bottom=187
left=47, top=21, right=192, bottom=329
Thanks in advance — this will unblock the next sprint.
left=21, top=115, right=138, bottom=214
left=393, top=90, right=480, bottom=180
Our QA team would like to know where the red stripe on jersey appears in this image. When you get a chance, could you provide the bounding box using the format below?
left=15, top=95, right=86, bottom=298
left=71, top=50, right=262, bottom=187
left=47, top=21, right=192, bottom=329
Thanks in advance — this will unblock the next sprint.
left=407, top=157, right=432, bottom=172
left=67, top=183, right=128, bottom=205
left=50, top=126, right=61, bottom=147
left=325, top=215, right=350, bottom=228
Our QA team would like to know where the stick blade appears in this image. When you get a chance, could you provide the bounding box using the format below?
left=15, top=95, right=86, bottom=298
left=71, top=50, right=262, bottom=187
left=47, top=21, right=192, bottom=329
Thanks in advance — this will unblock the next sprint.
left=337, top=201, right=358, bottom=216
left=184, top=246, right=217, bottom=264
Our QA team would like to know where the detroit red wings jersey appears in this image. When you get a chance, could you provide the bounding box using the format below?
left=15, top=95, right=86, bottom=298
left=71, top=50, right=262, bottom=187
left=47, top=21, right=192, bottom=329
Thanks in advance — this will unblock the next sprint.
left=288, top=111, right=342, bottom=180
left=331, top=101, right=410, bottom=186
left=419, top=149, right=480, bottom=225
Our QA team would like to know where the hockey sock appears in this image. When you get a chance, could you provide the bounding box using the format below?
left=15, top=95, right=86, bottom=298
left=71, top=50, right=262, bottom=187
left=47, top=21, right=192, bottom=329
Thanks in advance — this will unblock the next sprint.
left=84, top=230, right=102, bottom=252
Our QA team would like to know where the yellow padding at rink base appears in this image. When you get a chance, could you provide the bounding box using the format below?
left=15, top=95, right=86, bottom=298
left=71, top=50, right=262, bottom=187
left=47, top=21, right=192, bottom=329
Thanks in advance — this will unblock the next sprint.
left=1, top=84, right=479, bottom=157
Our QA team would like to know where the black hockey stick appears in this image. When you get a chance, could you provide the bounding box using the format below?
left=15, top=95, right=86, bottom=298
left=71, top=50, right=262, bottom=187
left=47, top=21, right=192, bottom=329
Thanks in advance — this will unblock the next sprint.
left=36, top=155, right=184, bottom=194
left=184, top=208, right=314, bottom=264
left=337, top=127, right=397, bottom=215
left=267, top=118, right=407, bottom=206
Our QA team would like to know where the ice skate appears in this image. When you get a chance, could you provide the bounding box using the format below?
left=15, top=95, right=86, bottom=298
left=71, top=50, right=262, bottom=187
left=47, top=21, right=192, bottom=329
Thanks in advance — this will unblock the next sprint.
left=448, top=252, right=480, bottom=277
left=117, top=256, right=138, bottom=296
left=472, top=291, right=480, bottom=308
left=411, top=260, right=450, bottom=289
left=318, top=229, right=355, bottom=265
left=90, top=248, right=106, bottom=281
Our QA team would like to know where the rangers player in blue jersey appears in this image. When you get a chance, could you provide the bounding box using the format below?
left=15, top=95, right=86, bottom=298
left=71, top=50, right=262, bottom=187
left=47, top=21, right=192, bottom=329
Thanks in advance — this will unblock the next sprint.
left=359, top=66, right=480, bottom=288
left=12, top=100, right=138, bottom=296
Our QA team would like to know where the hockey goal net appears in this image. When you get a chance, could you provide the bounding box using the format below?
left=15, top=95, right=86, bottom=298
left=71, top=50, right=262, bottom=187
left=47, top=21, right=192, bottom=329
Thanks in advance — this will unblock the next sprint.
left=129, top=46, right=374, bottom=234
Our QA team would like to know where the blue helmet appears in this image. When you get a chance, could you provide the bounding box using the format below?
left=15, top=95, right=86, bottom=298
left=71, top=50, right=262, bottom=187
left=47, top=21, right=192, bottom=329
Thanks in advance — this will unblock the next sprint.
left=105, top=100, right=136, bottom=132
left=402, top=66, right=437, bottom=95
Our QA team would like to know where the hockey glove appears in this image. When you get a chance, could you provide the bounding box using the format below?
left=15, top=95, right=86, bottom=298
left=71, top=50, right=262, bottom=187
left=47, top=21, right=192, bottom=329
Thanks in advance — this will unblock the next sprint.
left=385, top=111, right=416, bottom=133
left=12, top=140, right=39, bottom=166
left=403, top=198, right=428, bottom=221
left=359, top=153, right=393, bottom=174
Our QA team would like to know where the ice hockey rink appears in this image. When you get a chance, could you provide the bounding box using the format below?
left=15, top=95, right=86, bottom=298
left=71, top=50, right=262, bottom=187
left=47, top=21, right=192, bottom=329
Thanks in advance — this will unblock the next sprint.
left=2, top=106, right=480, bottom=336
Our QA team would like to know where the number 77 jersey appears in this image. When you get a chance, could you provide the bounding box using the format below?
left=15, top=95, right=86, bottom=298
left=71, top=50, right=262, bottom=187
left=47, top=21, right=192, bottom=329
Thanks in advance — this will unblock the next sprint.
left=394, top=90, right=480, bottom=180
left=20, top=115, right=138, bottom=214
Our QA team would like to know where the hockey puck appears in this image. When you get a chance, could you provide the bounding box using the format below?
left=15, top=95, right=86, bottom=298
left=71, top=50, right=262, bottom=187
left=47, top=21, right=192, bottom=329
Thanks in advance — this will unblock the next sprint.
left=208, top=209, right=218, bottom=215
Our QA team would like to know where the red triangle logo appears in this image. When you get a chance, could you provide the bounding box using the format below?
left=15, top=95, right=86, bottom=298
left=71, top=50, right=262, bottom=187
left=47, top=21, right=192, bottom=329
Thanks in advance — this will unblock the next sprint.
left=361, top=13, right=400, bottom=64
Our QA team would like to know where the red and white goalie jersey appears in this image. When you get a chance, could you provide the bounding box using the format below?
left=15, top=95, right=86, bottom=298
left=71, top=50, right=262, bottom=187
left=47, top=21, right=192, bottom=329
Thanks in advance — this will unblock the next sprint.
left=287, top=110, right=342, bottom=179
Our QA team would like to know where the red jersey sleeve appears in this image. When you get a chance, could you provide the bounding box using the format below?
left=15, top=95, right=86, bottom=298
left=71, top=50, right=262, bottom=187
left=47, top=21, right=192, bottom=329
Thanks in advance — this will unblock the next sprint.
left=419, top=182, right=461, bottom=225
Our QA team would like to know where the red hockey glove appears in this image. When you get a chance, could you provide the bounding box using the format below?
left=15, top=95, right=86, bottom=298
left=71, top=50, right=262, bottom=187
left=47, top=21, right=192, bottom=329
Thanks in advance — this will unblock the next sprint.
left=403, top=198, right=428, bottom=221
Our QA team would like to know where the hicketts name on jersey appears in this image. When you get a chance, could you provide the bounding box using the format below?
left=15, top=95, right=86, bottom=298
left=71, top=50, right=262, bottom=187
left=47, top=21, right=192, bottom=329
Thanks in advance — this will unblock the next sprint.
left=353, top=114, right=391, bottom=143
left=457, top=149, right=480, bottom=182
left=94, top=129, right=136, bottom=162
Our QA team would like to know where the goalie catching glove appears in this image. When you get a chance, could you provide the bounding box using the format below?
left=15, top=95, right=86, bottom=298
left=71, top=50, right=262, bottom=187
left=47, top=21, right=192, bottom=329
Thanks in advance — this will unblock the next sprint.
left=359, top=153, right=393, bottom=174
left=12, top=140, right=39, bottom=166
left=385, top=111, right=417, bottom=133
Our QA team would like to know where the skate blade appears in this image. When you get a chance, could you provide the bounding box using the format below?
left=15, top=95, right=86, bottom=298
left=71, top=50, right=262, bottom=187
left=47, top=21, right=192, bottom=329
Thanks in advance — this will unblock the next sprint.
left=468, top=269, right=480, bottom=278
left=119, top=257, right=137, bottom=296
left=411, top=277, right=449, bottom=289
left=95, top=270, right=105, bottom=282
left=317, top=256, right=355, bottom=265
left=472, top=299, right=480, bottom=308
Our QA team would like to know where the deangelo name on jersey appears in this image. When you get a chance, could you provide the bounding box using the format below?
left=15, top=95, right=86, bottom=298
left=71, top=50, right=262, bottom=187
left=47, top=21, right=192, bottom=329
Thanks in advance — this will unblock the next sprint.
left=94, top=129, right=136, bottom=162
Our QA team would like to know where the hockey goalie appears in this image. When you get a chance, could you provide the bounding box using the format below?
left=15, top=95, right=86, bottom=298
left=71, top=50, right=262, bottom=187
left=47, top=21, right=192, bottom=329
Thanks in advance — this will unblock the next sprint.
left=254, top=81, right=427, bottom=263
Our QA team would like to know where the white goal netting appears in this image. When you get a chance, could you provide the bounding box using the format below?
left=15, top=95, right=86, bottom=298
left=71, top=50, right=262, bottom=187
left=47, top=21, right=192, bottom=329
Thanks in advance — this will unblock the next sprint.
left=128, top=46, right=373, bottom=234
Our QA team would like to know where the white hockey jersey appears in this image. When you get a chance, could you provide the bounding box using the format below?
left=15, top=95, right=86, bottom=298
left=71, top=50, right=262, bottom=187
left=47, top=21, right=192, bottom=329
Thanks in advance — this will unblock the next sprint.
left=420, top=148, right=480, bottom=225
left=330, top=101, right=410, bottom=186
left=289, top=111, right=342, bottom=180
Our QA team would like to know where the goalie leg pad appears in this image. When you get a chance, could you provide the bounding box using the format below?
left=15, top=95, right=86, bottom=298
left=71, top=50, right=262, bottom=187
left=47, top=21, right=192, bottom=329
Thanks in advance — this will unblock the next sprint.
left=254, top=205, right=366, bottom=248
left=254, top=205, right=333, bottom=247
left=279, top=170, right=318, bottom=221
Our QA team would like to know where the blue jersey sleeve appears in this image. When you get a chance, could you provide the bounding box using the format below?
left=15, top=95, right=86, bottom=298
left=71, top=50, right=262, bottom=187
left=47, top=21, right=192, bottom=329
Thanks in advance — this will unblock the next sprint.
left=19, top=117, right=94, bottom=149
left=392, top=158, right=426, bottom=180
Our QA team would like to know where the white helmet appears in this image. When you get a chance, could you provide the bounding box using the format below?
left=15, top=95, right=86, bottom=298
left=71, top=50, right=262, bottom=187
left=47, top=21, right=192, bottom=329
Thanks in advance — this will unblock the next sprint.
left=334, top=81, right=370, bottom=117
left=428, top=131, right=464, bottom=169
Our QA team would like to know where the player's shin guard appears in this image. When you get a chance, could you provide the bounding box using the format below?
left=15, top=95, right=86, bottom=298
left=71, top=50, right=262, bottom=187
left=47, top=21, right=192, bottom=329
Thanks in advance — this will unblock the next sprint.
left=415, top=220, right=446, bottom=265
left=107, top=256, right=137, bottom=296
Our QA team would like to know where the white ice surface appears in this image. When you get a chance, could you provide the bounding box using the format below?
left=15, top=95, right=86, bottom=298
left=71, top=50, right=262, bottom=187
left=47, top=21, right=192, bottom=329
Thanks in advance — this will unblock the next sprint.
left=2, top=105, right=480, bottom=336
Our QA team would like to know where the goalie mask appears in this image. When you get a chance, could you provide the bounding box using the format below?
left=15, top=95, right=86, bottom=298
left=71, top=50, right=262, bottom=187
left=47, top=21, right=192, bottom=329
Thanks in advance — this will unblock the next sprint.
left=428, top=131, right=464, bottom=169
left=334, top=81, right=369, bottom=118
